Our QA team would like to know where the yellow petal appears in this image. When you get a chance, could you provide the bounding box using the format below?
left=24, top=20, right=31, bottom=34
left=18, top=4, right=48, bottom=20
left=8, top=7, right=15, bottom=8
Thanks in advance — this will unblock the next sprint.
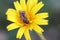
left=28, top=23, right=34, bottom=31
left=24, top=29, right=31, bottom=40
left=31, top=1, right=44, bottom=14
left=20, top=0, right=27, bottom=11
left=34, top=19, right=48, bottom=25
left=14, top=1, right=22, bottom=11
left=16, top=27, right=25, bottom=39
left=33, top=25, right=44, bottom=34
left=6, top=8, right=16, bottom=15
left=35, top=13, right=48, bottom=19
left=27, top=0, right=38, bottom=12
left=7, top=23, right=20, bottom=31
left=6, top=8, right=18, bottom=22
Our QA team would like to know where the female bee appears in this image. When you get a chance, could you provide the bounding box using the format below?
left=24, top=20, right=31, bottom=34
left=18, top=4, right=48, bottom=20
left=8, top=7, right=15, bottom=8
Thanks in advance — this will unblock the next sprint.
left=20, top=11, right=29, bottom=24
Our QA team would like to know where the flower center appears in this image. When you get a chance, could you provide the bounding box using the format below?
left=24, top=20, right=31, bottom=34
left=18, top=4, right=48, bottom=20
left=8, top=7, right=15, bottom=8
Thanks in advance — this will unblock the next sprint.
left=20, top=11, right=29, bottom=24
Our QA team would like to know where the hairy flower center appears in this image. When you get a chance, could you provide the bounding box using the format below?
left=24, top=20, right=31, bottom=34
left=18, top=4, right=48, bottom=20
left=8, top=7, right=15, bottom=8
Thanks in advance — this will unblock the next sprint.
left=20, top=11, right=29, bottom=24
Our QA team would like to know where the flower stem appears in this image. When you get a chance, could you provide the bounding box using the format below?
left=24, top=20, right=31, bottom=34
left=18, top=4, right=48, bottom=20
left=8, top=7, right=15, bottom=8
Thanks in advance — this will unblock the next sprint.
left=39, top=34, right=46, bottom=40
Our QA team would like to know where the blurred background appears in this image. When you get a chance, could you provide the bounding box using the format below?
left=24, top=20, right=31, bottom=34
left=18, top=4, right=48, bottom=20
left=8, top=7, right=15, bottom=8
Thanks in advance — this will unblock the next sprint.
left=0, top=0, right=60, bottom=40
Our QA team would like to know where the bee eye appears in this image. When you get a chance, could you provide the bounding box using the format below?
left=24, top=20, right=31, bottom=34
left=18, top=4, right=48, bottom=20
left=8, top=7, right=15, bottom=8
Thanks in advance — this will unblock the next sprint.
left=20, top=11, right=29, bottom=24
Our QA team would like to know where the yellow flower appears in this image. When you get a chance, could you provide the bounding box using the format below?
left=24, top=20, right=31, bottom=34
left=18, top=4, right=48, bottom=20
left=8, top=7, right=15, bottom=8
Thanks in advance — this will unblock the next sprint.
left=6, top=0, right=48, bottom=40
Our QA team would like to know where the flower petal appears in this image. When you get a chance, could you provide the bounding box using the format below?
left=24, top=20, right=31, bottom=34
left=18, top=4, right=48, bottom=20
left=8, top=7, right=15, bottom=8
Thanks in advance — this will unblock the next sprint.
left=16, top=27, right=25, bottom=39
left=6, top=8, right=16, bottom=15
left=31, top=1, right=44, bottom=14
left=34, top=19, right=48, bottom=25
left=14, top=1, right=22, bottom=11
left=28, top=23, right=34, bottom=31
left=7, top=23, right=20, bottom=31
left=24, top=29, right=31, bottom=40
left=35, top=13, right=48, bottom=19
left=20, top=0, right=27, bottom=11
left=6, top=8, right=19, bottom=22
left=33, top=25, right=44, bottom=34
left=27, top=0, right=38, bottom=12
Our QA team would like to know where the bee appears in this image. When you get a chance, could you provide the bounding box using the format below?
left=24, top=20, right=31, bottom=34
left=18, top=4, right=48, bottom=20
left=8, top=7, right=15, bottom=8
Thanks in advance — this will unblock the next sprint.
left=20, top=11, right=29, bottom=24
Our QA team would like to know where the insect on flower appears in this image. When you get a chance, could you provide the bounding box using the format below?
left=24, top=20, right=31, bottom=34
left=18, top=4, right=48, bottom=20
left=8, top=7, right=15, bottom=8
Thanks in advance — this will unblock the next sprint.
left=19, top=11, right=29, bottom=24
left=6, top=0, right=48, bottom=40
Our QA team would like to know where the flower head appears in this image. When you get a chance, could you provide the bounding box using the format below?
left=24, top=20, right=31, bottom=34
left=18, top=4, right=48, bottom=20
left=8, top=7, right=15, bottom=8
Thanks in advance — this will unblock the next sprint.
left=6, top=0, right=48, bottom=40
